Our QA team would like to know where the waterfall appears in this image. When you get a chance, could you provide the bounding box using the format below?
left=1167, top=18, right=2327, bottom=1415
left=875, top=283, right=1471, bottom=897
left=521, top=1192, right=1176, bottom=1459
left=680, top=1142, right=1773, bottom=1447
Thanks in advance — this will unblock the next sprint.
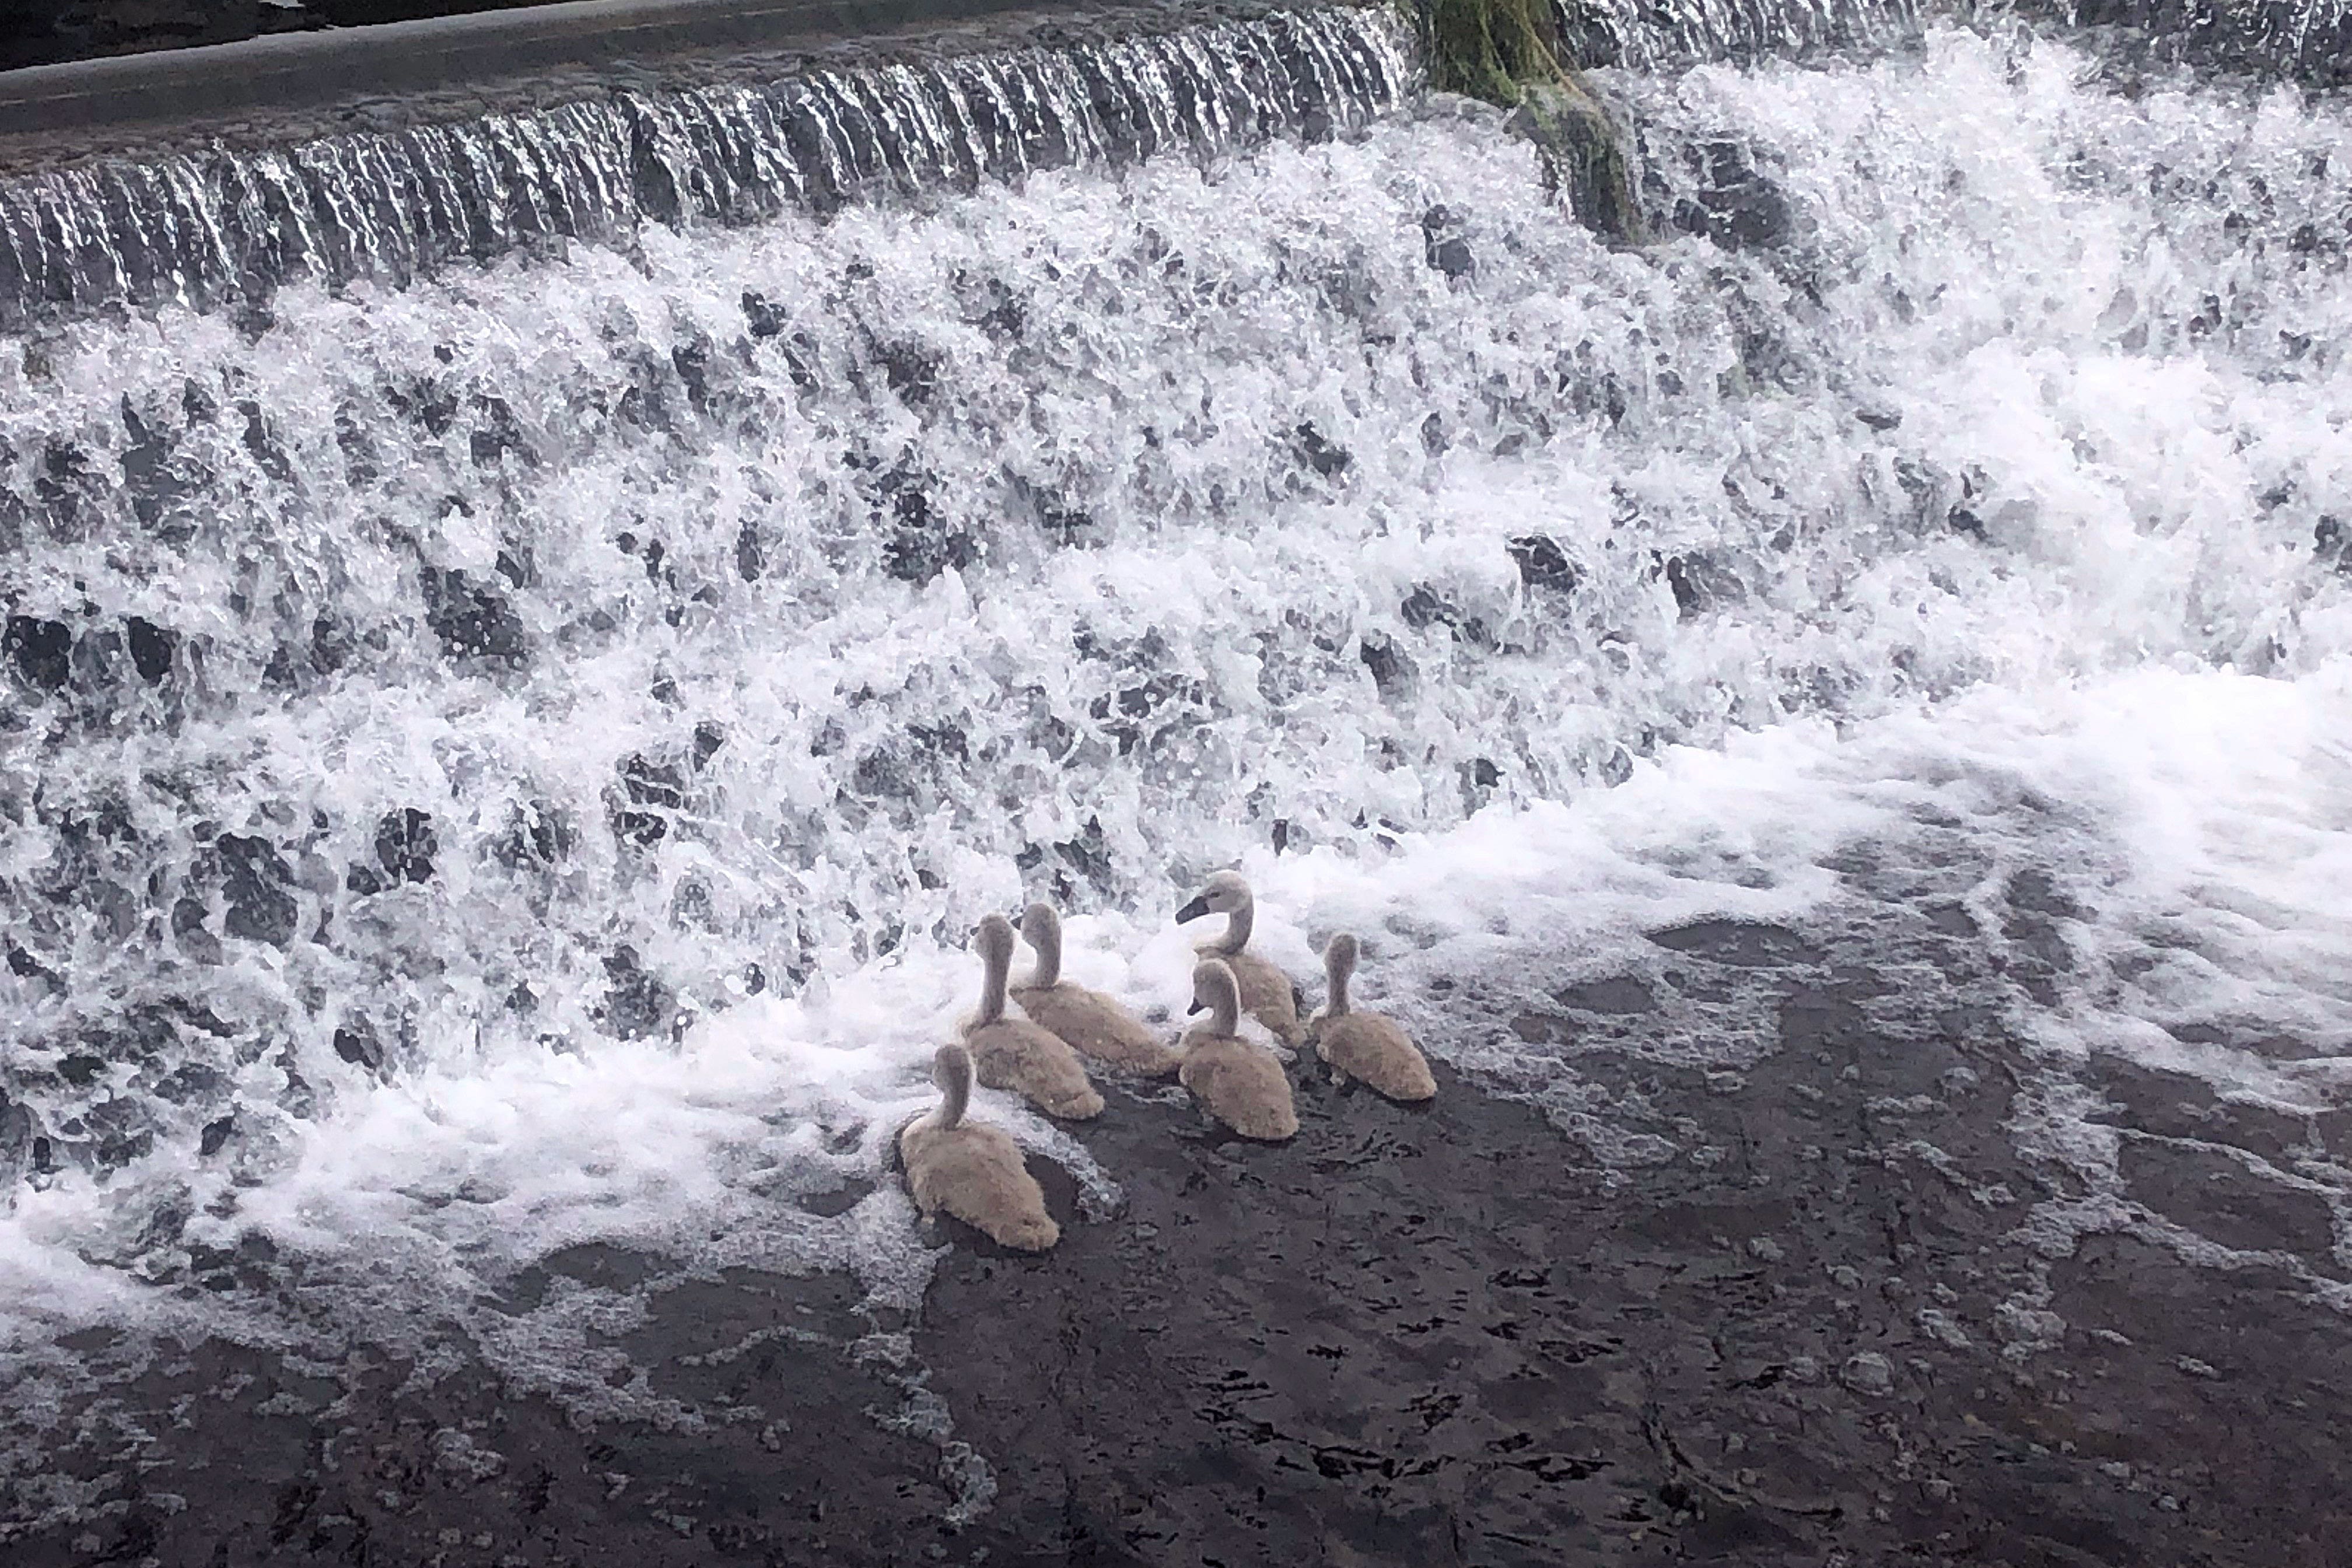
left=1557, top=0, right=2352, bottom=81
left=2020, top=0, right=2352, bottom=86
left=0, top=7, right=1410, bottom=332
left=1558, top=0, right=1930, bottom=69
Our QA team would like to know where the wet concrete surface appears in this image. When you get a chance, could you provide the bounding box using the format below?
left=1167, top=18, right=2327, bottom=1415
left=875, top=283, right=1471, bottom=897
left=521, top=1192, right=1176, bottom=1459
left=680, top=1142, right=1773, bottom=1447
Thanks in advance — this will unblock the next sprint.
left=5, top=913, right=2350, bottom=1566
left=1, top=0, right=321, bottom=75
left=0, top=0, right=1314, bottom=167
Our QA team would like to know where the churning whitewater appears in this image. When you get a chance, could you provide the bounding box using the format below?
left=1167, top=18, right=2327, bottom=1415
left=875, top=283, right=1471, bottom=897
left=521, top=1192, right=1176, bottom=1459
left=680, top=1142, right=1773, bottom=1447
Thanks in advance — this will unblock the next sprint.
left=2, top=13, right=2350, bottom=1458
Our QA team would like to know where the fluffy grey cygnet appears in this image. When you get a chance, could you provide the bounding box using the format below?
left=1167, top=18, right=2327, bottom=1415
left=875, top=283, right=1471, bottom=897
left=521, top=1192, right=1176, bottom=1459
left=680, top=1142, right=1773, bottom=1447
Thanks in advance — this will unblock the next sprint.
left=898, top=1042, right=1060, bottom=1251
left=1174, top=870, right=1301, bottom=1044
left=1010, top=902, right=1182, bottom=1076
left=1178, top=959, right=1299, bottom=1142
left=1310, top=933, right=1436, bottom=1102
left=964, top=912, right=1104, bottom=1120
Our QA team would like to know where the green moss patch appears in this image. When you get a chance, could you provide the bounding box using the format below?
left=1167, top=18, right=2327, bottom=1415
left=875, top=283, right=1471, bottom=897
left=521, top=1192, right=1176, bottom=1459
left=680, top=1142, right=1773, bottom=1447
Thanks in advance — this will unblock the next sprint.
left=1399, top=0, right=1646, bottom=242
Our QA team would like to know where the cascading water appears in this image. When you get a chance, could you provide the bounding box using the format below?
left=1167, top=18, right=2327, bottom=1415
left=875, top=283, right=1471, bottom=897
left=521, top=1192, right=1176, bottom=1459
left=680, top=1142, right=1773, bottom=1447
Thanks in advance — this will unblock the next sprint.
left=2, top=0, right=2351, bottom=1520
left=1557, top=0, right=1929, bottom=69
left=0, top=7, right=1406, bottom=329
left=1556, top=0, right=2352, bottom=82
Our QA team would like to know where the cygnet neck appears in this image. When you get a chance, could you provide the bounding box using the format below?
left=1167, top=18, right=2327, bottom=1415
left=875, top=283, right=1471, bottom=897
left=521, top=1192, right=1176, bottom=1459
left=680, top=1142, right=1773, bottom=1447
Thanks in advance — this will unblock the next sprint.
left=1212, top=893, right=1255, bottom=957
left=936, top=1047, right=972, bottom=1130
left=1022, top=904, right=1063, bottom=989
left=975, top=919, right=1013, bottom=1026
left=1325, top=942, right=1355, bottom=1017
left=1198, top=967, right=1241, bottom=1035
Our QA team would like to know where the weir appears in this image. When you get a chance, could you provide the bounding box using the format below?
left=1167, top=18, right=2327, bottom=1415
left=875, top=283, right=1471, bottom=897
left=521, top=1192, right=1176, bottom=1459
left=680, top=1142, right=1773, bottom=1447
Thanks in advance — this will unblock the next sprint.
left=0, top=3, right=1409, bottom=331
left=9, top=0, right=2351, bottom=334
left=0, top=0, right=1216, bottom=135
left=2, top=0, right=2351, bottom=1559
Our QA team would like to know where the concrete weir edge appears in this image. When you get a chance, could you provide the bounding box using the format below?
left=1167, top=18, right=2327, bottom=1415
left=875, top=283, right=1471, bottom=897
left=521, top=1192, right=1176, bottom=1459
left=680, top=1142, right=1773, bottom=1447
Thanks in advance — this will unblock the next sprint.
left=0, top=0, right=1372, bottom=170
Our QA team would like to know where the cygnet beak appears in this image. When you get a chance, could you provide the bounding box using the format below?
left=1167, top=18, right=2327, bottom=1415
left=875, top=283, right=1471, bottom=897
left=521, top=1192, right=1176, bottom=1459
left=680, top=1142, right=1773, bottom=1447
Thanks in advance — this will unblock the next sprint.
left=1175, top=895, right=1209, bottom=923
left=1186, top=998, right=1206, bottom=1016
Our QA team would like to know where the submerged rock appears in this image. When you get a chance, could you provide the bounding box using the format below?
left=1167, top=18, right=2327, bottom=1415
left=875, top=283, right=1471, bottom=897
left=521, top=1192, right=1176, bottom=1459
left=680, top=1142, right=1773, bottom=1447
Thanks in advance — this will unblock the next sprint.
left=613, top=757, right=685, bottom=846
left=4, top=615, right=72, bottom=692
left=1292, top=421, right=1353, bottom=479
left=1420, top=205, right=1476, bottom=279
left=214, top=836, right=298, bottom=948
left=877, top=481, right=975, bottom=586
left=373, top=810, right=437, bottom=886
left=1506, top=533, right=1580, bottom=592
left=1669, top=138, right=1796, bottom=252
left=123, top=617, right=177, bottom=684
left=332, top=1022, right=384, bottom=1074
left=1664, top=551, right=1746, bottom=617
left=421, top=568, right=527, bottom=663
left=734, top=520, right=766, bottom=582
left=598, top=946, right=677, bottom=1041
left=741, top=290, right=789, bottom=340
left=1359, top=631, right=1419, bottom=703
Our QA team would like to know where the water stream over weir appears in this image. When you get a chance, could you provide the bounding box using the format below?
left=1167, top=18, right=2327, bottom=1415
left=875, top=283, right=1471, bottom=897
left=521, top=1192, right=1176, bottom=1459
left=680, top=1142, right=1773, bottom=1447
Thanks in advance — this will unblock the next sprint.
left=0, top=8, right=1410, bottom=331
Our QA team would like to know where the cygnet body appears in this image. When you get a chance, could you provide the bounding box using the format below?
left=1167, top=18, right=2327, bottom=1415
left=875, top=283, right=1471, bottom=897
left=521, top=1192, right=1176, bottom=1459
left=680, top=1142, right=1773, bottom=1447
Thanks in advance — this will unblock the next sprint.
left=1174, top=870, right=1300, bottom=1044
left=1179, top=960, right=1299, bottom=1141
left=964, top=913, right=1104, bottom=1120
left=1010, top=902, right=1182, bottom=1076
left=1311, top=933, right=1436, bottom=1102
left=898, top=1042, right=1060, bottom=1251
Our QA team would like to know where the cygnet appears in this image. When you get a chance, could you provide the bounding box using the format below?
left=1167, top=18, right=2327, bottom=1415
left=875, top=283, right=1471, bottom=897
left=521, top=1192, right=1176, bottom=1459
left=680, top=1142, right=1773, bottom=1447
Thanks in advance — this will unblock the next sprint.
left=1178, top=959, right=1299, bottom=1142
left=965, top=912, right=1104, bottom=1120
left=898, top=1042, right=1060, bottom=1251
left=1174, top=870, right=1300, bottom=1044
left=1310, top=933, right=1436, bottom=1102
left=1011, top=902, right=1182, bottom=1076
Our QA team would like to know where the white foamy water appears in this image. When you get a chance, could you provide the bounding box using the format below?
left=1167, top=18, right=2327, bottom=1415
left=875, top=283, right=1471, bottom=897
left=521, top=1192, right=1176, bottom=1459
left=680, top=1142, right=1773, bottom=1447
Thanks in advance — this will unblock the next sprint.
left=2, top=20, right=2351, bottom=1457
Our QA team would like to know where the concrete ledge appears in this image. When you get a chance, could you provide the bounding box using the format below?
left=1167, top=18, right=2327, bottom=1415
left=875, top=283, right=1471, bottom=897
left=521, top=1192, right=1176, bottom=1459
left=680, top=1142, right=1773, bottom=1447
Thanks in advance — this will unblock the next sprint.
left=0, top=0, right=1261, bottom=150
left=0, top=0, right=1406, bottom=325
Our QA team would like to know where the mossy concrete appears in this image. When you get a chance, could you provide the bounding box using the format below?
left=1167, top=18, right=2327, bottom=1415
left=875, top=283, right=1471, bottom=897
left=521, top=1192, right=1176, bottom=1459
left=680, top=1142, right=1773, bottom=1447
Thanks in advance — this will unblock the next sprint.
left=1404, top=0, right=1646, bottom=242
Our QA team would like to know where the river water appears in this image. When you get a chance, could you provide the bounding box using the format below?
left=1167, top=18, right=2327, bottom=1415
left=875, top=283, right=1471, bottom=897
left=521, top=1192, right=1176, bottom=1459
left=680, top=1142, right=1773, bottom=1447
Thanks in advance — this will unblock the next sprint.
left=1, top=0, right=2348, bottom=1490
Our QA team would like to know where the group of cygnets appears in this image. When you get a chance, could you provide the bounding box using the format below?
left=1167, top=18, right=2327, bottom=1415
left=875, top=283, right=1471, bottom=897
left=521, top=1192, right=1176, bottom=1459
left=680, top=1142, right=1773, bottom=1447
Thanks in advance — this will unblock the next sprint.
left=898, top=870, right=1435, bottom=1252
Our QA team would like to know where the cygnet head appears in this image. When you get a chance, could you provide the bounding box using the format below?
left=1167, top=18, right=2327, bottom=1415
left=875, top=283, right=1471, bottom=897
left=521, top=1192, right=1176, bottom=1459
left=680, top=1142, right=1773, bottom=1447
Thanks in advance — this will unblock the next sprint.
left=1175, top=869, right=1252, bottom=925
left=971, top=912, right=1019, bottom=1023
left=975, top=912, right=1017, bottom=967
left=1185, top=958, right=1242, bottom=1026
left=932, top=1041, right=974, bottom=1128
left=1016, top=901, right=1064, bottom=989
